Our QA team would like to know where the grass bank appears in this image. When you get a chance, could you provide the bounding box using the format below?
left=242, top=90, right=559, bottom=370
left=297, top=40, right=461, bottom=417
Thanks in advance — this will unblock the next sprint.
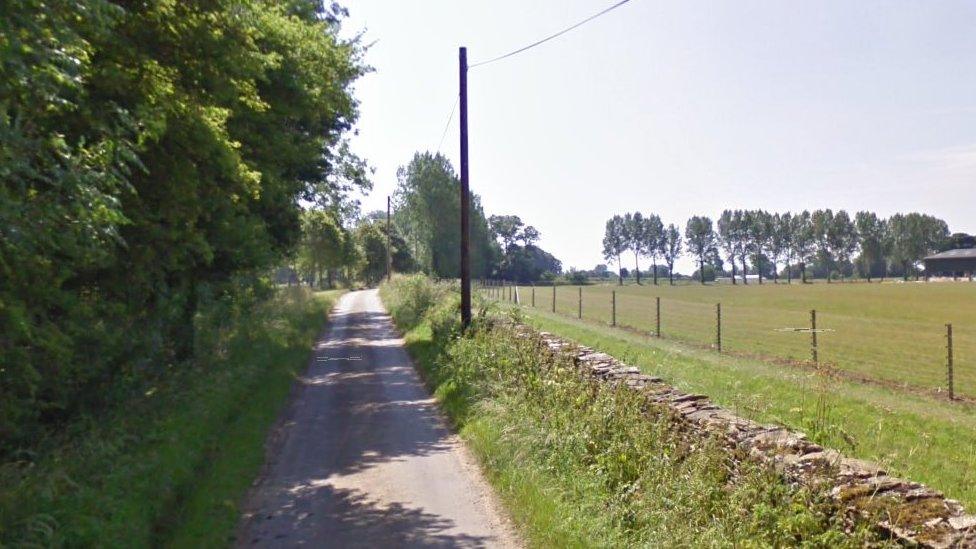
left=0, top=287, right=342, bottom=547
left=381, top=275, right=880, bottom=547
left=515, top=305, right=976, bottom=510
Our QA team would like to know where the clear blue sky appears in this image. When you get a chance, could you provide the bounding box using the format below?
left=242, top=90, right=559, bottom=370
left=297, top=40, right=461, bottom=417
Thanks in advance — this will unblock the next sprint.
left=343, top=0, right=976, bottom=274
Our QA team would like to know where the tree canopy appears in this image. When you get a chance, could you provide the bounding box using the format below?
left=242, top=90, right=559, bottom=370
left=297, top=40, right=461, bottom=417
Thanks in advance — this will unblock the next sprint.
left=1, top=0, right=368, bottom=444
left=393, top=152, right=494, bottom=278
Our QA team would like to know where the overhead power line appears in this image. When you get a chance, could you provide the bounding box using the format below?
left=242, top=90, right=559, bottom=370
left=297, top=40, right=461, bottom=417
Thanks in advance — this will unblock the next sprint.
left=436, top=95, right=459, bottom=153
left=469, top=0, right=634, bottom=69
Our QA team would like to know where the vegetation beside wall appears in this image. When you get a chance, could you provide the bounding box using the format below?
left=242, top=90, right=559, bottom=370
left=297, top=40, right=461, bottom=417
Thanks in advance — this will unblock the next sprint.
left=380, top=275, right=878, bottom=546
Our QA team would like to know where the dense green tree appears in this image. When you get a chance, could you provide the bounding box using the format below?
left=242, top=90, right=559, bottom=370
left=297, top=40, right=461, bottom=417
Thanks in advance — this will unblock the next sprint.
left=623, top=212, right=646, bottom=284
left=602, top=215, right=628, bottom=285
left=855, top=211, right=887, bottom=281
left=810, top=209, right=836, bottom=281
left=748, top=210, right=775, bottom=284
left=643, top=214, right=665, bottom=285
left=789, top=211, right=815, bottom=283
left=826, top=210, right=858, bottom=281
left=0, top=0, right=367, bottom=444
left=717, top=210, right=742, bottom=285
left=487, top=214, right=560, bottom=282
left=736, top=210, right=756, bottom=284
left=889, top=213, right=949, bottom=280
left=768, top=212, right=789, bottom=283
left=297, top=210, right=354, bottom=288
left=660, top=224, right=683, bottom=286
left=355, top=221, right=390, bottom=285
left=685, top=216, right=717, bottom=285
left=393, top=152, right=494, bottom=278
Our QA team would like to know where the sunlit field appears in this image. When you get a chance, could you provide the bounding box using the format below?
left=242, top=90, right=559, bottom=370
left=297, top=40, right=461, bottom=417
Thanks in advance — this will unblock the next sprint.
left=496, top=280, right=976, bottom=399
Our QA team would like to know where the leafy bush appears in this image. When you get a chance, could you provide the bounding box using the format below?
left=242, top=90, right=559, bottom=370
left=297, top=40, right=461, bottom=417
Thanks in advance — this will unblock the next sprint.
left=566, top=270, right=589, bottom=285
left=380, top=274, right=453, bottom=329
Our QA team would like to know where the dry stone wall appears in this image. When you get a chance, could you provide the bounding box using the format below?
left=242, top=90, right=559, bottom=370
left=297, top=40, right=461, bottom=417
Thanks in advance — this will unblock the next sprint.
left=519, top=326, right=976, bottom=548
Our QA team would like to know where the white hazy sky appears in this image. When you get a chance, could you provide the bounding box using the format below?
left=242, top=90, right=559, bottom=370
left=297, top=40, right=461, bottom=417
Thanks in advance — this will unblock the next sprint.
left=342, top=0, right=976, bottom=273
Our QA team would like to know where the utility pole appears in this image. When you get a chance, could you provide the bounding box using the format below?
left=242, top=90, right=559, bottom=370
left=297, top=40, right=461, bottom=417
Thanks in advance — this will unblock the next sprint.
left=386, top=195, right=392, bottom=283
left=459, top=47, right=472, bottom=328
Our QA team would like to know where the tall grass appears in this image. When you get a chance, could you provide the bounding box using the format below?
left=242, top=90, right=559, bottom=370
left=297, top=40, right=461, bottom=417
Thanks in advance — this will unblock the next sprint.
left=0, top=287, right=341, bottom=547
left=381, top=275, right=879, bottom=546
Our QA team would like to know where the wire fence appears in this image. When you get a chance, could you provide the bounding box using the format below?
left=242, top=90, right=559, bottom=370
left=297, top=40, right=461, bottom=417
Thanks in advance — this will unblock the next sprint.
left=477, top=280, right=973, bottom=401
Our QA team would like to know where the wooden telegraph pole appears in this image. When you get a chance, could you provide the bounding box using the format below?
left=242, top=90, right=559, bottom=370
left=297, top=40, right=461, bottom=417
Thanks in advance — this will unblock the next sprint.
left=386, top=196, right=392, bottom=283
left=459, top=47, right=472, bottom=328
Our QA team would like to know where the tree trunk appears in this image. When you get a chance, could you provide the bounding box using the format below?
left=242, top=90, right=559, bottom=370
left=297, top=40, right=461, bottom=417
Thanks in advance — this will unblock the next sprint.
left=730, top=259, right=737, bottom=285
left=740, top=255, right=748, bottom=285
left=634, top=252, right=641, bottom=285
left=699, top=257, right=706, bottom=285
left=176, top=280, right=198, bottom=362
left=787, top=255, right=792, bottom=284
left=758, top=256, right=764, bottom=284
left=801, top=262, right=807, bottom=283
left=668, top=263, right=674, bottom=285
left=618, top=255, right=624, bottom=285
left=652, top=259, right=658, bottom=285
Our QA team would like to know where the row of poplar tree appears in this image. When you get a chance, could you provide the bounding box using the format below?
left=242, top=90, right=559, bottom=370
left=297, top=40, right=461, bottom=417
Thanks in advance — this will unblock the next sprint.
left=1, top=2, right=368, bottom=446
left=603, top=210, right=960, bottom=285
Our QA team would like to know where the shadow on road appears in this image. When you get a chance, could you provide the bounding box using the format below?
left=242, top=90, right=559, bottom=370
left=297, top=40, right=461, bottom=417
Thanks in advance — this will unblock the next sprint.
left=238, top=300, right=500, bottom=548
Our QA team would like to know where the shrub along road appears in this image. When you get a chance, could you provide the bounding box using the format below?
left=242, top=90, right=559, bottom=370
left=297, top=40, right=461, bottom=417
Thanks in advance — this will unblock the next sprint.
left=237, top=290, right=517, bottom=547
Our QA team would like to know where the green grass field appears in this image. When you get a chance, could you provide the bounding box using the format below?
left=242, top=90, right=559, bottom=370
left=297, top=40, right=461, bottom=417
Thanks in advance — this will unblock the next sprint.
left=502, top=280, right=976, bottom=399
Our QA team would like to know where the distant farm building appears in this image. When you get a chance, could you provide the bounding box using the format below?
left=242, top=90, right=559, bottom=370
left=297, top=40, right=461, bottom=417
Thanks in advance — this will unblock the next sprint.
left=923, top=249, right=976, bottom=278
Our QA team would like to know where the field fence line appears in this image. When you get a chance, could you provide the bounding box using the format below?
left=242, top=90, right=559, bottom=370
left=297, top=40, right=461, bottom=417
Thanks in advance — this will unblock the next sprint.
left=479, top=280, right=972, bottom=403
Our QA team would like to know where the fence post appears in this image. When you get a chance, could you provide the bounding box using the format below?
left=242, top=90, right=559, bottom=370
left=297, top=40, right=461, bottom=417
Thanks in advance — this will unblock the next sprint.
left=716, top=303, right=722, bottom=352
left=531, top=284, right=535, bottom=307
left=810, top=309, right=818, bottom=363
left=656, top=296, right=661, bottom=338
left=578, top=286, right=583, bottom=319
left=612, top=290, right=617, bottom=326
left=947, top=323, right=955, bottom=400
left=552, top=285, right=556, bottom=313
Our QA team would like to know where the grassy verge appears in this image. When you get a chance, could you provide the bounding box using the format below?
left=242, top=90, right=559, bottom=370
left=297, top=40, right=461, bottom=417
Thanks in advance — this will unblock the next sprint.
left=0, top=287, right=342, bottom=547
left=381, top=275, right=880, bottom=547
left=515, top=305, right=976, bottom=510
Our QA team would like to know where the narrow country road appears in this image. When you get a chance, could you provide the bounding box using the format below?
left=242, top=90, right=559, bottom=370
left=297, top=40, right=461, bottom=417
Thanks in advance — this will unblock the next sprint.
left=237, top=290, right=518, bottom=548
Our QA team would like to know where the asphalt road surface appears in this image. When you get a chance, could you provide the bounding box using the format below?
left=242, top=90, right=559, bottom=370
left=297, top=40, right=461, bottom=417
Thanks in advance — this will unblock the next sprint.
left=237, top=289, right=518, bottom=548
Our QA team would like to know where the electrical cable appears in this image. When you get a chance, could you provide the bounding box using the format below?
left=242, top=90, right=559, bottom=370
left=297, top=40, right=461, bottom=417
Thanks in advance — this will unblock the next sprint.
left=436, top=95, right=459, bottom=153
left=469, top=0, right=633, bottom=69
